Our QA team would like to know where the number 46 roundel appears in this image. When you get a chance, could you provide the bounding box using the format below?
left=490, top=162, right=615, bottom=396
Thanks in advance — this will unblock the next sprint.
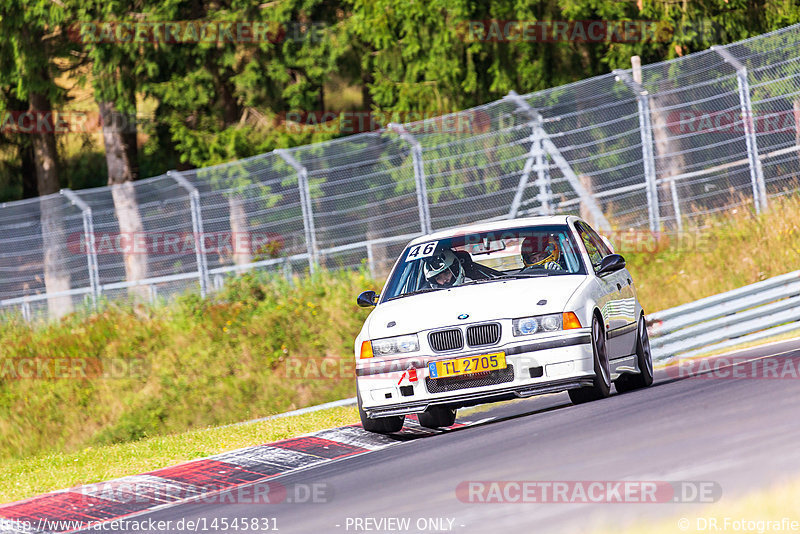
left=405, top=241, right=439, bottom=262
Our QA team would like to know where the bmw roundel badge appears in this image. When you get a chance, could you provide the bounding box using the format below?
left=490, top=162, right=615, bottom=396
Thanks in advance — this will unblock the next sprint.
left=458, top=313, right=469, bottom=320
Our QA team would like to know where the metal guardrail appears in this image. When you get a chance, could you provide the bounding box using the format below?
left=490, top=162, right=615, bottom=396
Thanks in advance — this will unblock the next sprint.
left=648, top=270, right=800, bottom=361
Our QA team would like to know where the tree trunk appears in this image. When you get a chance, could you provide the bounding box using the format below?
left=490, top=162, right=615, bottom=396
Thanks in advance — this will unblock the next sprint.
left=99, top=99, right=148, bottom=299
left=651, top=90, right=686, bottom=230
left=578, top=173, right=595, bottom=228
left=21, top=141, right=37, bottom=199
left=228, top=195, right=251, bottom=267
left=30, top=91, right=72, bottom=318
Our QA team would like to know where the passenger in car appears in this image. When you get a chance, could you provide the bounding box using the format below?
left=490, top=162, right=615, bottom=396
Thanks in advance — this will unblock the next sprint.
left=520, top=235, right=564, bottom=271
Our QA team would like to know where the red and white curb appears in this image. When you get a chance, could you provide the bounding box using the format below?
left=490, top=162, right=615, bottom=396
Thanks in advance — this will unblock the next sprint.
left=0, top=415, right=484, bottom=534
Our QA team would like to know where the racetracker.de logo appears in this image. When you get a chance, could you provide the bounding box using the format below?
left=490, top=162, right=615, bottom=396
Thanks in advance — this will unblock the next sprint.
left=459, top=20, right=674, bottom=43
left=665, top=355, right=800, bottom=380
left=67, top=231, right=284, bottom=256
left=277, top=110, right=492, bottom=135
left=0, top=111, right=142, bottom=134
left=456, top=480, right=721, bottom=503
left=78, top=481, right=332, bottom=505
left=0, top=357, right=148, bottom=380
left=667, top=109, right=800, bottom=135
left=68, top=21, right=325, bottom=44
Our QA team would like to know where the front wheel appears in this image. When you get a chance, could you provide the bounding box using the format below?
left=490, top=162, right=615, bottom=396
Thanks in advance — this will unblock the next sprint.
left=569, top=314, right=611, bottom=405
left=357, top=389, right=404, bottom=433
left=615, top=316, right=654, bottom=393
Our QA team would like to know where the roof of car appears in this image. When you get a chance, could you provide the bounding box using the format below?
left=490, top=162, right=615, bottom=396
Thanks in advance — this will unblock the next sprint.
left=408, top=215, right=577, bottom=246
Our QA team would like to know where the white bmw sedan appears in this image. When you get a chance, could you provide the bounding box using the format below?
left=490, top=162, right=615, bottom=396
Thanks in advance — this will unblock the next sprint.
left=354, top=215, right=653, bottom=433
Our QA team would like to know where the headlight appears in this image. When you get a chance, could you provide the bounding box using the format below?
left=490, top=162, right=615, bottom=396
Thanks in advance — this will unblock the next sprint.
left=512, top=313, right=563, bottom=336
left=370, top=334, right=420, bottom=356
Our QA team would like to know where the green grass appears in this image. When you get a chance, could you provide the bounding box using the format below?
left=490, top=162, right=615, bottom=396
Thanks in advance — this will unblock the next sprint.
left=621, top=195, right=800, bottom=313
left=0, top=405, right=358, bottom=504
left=2, top=194, right=800, bottom=503
left=0, top=269, right=373, bottom=461
left=593, top=475, right=800, bottom=534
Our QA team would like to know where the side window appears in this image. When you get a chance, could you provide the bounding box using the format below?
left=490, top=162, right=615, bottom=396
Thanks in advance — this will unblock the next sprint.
left=575, top=222, right=609, bottom=270
left=584, top=224, right=612, bottom=257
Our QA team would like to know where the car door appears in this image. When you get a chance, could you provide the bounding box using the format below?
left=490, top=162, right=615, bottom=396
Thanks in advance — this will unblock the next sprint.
left=575, top=222, right=635, bottom=358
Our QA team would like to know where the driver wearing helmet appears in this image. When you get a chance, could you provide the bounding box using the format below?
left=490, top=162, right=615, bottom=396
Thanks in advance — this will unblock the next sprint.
left=520, top=235, right=563, bottom=271
left=424, top=249, right=465, bottom=288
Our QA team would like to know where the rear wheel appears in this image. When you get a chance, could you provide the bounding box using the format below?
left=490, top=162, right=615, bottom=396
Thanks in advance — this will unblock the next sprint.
left=568, top=314, right=611, bottom=405
left=357, top=389, right=404, bottom=433
left=615, top=316, right=654, bottom=393
left=418, top=406, right=457, bottom=429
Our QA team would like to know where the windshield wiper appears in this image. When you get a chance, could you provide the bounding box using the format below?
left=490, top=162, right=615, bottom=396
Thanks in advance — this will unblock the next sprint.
left=461, top=273, right=549, bottom=286
left=460, top=277, right=505, bottom=286
left=497, top=272, right=550, bottom=279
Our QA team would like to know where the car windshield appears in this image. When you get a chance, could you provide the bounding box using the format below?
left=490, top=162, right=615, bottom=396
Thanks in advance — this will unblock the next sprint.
left=382, top=224, right=585, bottom=302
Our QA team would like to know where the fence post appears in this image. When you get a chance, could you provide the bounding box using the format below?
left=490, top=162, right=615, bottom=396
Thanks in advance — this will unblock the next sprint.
left=22, top=297, right=31, bottom=323
left=504, top=91, right=612, bottom=232
left=387, top=123, right=432, bottom=234
left=712, top=45, right=768, bottom=214
left=167, top=171, right=210, bottom=297
left=535, top=132, right=553, bottom=216
left=669, top=179, right=683, bottom=233
left=276, top=149, right=319, bottom=272
left=365, top=241, right=376, bottom=278
left=614, top=69, right=661, bottom=232
left=61, top=188, right=100, bottom=308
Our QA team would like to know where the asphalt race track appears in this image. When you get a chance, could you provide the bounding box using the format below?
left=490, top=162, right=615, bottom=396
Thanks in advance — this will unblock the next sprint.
left=85, top=338, right=800, bottom=534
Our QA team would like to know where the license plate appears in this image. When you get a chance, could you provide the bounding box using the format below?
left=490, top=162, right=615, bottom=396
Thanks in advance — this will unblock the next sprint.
left=428, top=352, right=506, bottom=379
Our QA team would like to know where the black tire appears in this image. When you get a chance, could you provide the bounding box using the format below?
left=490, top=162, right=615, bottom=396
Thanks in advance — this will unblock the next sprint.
left=357, top=389, right=404, bottom=434
left=568, top=314, right=611, bottom=405
left=615, top=315, right=654, bottom=393
left=418, top=406, right=457, bottom=429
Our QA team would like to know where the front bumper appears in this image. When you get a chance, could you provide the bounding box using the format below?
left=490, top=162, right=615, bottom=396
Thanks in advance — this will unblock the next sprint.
left=357, top=330, right=594, bottom=418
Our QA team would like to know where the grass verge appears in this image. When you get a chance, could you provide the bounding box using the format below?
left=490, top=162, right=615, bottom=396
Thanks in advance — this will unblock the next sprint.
left=0, top=268, right=372, bottom=460
left=593, top=476, right=800, bottom=534
left=0, top=405, right=359, bottom=504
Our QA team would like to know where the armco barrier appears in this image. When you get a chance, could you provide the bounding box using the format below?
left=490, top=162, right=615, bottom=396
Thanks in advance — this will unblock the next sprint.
left=648, top=270, right=800, bottom=361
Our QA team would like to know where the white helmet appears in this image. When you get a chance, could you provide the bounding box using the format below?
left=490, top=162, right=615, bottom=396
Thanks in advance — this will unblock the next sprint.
left=424, top=249, right=464, bottom=288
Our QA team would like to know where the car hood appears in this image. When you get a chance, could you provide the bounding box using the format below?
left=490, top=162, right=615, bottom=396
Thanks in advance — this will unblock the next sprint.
left=367, top=275, right=586, bottom=339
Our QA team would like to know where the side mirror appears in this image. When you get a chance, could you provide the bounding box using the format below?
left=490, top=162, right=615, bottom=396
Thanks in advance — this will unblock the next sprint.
left=596, top=254, right=626, bottom=276
left=356, top=290, right=379, bottom=307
